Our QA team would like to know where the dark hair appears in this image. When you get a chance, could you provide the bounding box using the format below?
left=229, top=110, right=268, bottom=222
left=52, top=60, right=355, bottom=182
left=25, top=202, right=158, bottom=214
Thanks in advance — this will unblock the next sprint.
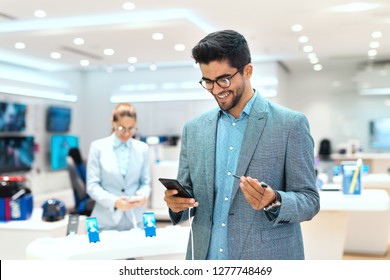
left=191, top=30, right=251, bottom=70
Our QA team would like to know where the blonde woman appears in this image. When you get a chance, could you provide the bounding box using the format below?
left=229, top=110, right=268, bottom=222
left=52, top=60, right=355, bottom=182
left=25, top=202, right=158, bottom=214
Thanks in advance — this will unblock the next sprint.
left=87, top=103, right=151, bottom=231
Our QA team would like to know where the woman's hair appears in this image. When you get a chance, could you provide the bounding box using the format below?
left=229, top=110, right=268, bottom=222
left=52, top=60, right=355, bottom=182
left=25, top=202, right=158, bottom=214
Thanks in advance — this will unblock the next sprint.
left=191, top=30, right=251, bottom=70
left=112, top=103, right=137, bottom=122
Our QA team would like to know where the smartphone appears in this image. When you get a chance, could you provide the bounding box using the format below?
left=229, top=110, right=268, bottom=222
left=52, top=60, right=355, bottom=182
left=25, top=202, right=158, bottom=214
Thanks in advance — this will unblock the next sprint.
left=66, top=214, right=79, bottom=236
left=158, top=178, right=193, bottom=198
left=126, top=195, right=143, bottom=202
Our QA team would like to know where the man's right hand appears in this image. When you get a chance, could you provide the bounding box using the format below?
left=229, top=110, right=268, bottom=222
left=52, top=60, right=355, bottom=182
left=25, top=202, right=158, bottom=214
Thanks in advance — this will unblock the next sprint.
left=164, top=189, right=199, bottom=213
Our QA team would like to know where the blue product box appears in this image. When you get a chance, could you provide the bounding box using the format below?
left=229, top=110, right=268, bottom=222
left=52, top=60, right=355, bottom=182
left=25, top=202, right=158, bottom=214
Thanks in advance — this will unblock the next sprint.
left=143, top=212, right=156, bottom=237
left=0, top=194, right=33, bottom=221
left=86, top=217, right=100, bottom=243
left=341, top=161, right=362, bottom=195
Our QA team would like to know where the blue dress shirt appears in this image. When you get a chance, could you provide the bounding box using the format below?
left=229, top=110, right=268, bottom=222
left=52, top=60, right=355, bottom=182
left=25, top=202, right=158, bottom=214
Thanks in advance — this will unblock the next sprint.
left=207, top=93, right=257, bottom=259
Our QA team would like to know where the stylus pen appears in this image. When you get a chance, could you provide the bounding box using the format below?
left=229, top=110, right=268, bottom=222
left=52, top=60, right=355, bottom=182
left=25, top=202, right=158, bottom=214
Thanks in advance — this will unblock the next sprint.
left=232, top=174, right=268, bottom=188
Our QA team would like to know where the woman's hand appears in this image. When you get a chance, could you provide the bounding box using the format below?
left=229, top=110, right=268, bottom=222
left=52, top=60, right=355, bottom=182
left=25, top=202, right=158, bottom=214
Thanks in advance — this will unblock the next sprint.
left=114, top=195, right=144, bottom=210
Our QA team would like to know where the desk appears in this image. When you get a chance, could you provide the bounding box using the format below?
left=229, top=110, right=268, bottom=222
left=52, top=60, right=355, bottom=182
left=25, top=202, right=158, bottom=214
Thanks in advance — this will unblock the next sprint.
left=0, top=208, right=70, bottom=259
left=26, top=226, right=189, bottom=260
left=301, top=189, right=389, bottom=259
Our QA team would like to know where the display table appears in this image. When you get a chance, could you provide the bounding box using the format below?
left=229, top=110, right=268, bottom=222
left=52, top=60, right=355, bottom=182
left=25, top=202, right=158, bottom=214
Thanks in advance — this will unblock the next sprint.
left=0, top=208, right=71, bottom=259
left=26, top=225, right=189, bottom=260
left=342, top=174, right=390, bottom=255
left=301, top=189, right=390, bottom=259
left=332, top=173, right=390, bottom=190
left=331, top=153, right=390, bottom=173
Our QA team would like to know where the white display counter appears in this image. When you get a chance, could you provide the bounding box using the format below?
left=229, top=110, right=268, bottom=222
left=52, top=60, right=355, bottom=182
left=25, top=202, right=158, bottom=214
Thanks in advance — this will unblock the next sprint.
left=343, top=173, right=390, bottom=255
left=301, top=189, right=390, bottom=259
left=0, top=208, right=74, bottom=259
left=26, top=225, right=189, bottom=260
left=23, top=189, right=389, bottom=260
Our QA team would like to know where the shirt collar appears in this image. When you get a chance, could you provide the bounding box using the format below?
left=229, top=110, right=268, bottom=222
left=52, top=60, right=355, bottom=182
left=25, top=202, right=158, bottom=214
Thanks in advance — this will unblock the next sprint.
left=112, top=134, right=131, bottom=149
left=219, top=90, right=258, bottom=119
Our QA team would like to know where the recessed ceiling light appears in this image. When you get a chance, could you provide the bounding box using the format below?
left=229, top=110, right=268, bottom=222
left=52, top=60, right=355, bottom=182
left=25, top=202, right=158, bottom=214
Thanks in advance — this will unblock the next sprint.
left=34, top=10, right=47, bottom=18
left=122, top=2, right=136, bottom=10
left=307, top=53, right=317, bottom=60
left=298, top=36, right=309, bottom=43
left=303, top=45, right=313, bottom=53
left=50, top=52, right=62, bottom=59
left=128, top=57, right=138, bottom=63
left=309, top=57, right=319, bottom=64
left=152, top=33, right=164, bottom=40
left=14, top=42, right=26, bottom=49
left=103, top=48, right=115, bottom=56
left=80, top=60, right=90, bottom=66
left=313, top=64, right=323, bottom=71
left=372, top=31, right=382, bottom=39
left=368, top=49, right=378, bottom=57
left=369, top=41, right=380, bottom=49
left=73, top=38, right=85, bottom=45
left=291, top=24, right=303, bottom=32
left=174, top=44, right=186, bottom=51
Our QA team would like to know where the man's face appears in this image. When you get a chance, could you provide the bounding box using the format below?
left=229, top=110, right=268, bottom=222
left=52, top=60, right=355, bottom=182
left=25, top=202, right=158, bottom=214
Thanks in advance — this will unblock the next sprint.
left=199, top=60, right=246, bottom=113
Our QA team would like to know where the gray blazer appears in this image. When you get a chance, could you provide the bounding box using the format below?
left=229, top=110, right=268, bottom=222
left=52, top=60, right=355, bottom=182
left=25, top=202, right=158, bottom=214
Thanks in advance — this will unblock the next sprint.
left=170, top=94, right=320, bottom=259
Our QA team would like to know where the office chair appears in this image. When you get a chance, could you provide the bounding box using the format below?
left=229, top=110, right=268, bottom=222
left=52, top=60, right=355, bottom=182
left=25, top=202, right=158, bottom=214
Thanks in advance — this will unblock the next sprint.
left=318, top=139, right=332, bottom=160
left=66, top=148, right=94, bottom=216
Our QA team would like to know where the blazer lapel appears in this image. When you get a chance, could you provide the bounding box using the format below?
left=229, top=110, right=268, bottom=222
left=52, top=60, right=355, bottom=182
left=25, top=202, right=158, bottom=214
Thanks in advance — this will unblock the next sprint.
left=231, top=98, right=268, bottom=198
left=204, top=111, right=219, bottom=210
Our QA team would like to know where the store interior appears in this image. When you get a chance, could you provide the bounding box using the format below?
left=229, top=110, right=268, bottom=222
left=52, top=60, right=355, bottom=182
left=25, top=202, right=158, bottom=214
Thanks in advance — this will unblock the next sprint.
left=1, top=1, right=390, bottom=260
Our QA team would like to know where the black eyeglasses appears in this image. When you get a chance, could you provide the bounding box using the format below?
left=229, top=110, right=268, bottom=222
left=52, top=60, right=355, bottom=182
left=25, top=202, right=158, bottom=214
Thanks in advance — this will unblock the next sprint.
left=199, top=67, right=243, bottom=90
left=116, top=125, right=136, bottom=134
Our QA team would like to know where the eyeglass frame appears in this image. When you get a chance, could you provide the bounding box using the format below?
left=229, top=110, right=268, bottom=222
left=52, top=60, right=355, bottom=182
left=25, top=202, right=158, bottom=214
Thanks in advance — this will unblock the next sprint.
left=115, top=125, right=137, bottom=134
left=198, top=66, right=244, bottom=91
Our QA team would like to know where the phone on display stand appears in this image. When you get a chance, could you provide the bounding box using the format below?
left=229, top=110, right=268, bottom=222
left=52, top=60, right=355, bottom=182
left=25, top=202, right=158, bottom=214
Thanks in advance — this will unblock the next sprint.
left=158, top=178, right=194, bottom=198
left=66, top=214, right=79, bottom=236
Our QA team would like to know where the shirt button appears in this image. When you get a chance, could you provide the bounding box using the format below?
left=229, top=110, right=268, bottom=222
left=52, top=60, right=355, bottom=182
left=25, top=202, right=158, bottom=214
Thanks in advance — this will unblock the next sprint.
left=219, top=248, right=224, bottom=252
left=232, top=122, right=236, bottom=126
left=229, top=146, right=234, bottom=151
left=224, top=196, right=229, bottom=201
left=221, top=223, right=226, bottom=227
left=227, top=171, right=232, bottom=176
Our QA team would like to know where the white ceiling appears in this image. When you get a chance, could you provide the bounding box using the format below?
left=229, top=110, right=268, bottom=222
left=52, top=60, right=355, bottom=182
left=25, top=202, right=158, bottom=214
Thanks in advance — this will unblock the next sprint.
left=1, top=0, right=390, bottom=73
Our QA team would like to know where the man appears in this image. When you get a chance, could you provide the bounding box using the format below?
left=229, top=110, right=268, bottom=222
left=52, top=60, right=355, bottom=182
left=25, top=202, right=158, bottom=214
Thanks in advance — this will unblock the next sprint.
left=164, top=30, right=320, bottom=260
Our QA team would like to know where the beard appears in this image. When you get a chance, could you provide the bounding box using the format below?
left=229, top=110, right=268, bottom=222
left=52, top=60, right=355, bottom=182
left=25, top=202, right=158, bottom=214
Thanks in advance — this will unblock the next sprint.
left=215, top=82, right=245, bottom=112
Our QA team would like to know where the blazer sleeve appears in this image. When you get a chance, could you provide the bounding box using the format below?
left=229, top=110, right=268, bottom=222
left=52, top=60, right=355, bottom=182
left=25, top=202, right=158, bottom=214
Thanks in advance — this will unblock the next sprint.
left=271, top=112, right=320, bottom=225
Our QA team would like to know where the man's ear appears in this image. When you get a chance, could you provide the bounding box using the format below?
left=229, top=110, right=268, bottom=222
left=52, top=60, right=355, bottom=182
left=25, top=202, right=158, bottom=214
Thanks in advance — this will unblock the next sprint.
left=244, top=63, right=253, bottom=78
